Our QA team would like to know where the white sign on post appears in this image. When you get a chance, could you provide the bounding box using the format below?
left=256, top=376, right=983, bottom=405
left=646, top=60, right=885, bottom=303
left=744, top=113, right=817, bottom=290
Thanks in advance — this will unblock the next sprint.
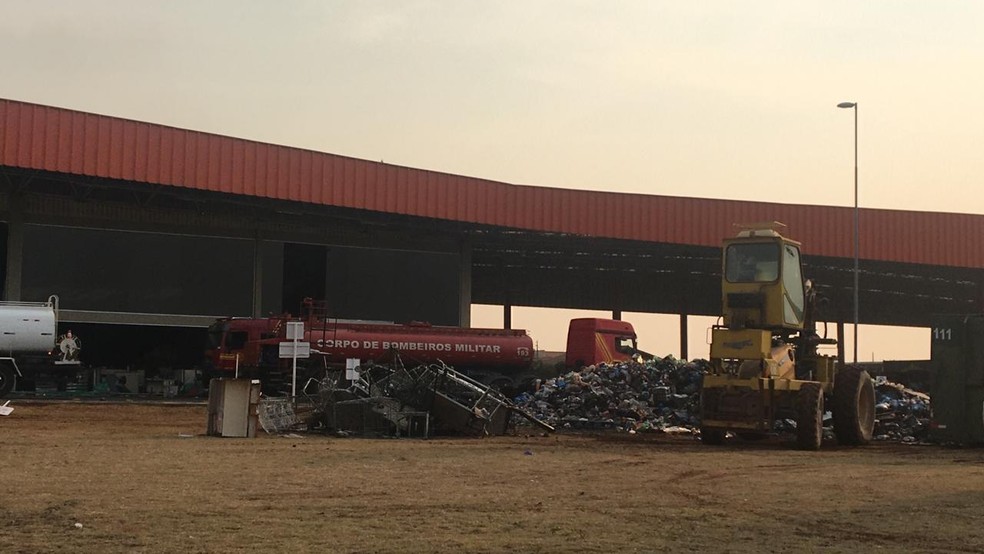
left=345, top=358, right=361, bottom=381
left=278, top=342, right=311, bottom=358
left=282, top=321, right=306, bottom=399
left=286, top=321, right=304, bottom=340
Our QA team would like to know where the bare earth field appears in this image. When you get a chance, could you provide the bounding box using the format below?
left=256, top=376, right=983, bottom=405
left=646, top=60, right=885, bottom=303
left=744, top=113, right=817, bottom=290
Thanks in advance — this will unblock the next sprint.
left=2, top=402, right=983, bottom=553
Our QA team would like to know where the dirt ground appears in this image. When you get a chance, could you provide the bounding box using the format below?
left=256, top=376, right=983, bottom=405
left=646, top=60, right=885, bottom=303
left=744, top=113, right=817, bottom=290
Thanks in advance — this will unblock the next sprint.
left=1, top=401, right=983, bottom=553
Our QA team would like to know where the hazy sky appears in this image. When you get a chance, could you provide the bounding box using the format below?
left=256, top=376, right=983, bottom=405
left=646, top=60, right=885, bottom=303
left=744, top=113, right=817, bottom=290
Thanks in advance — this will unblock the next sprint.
left=3, top=1, right=980, bottom=358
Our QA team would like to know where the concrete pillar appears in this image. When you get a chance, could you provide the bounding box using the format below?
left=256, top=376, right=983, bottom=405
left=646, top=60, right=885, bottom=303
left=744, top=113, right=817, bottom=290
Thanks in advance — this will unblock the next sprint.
left=4, top=197, right=23, bottom=301
left=251, top=233, right=263, bottom=318
left=503, top=304, right=512, bottom=330
left=836, top=321, right=846, bottom=366
left=680, top=313, right=689, bottom=360
left=612, top=309, right=622, bottom=321
left=458, top=240, right=472, bottom=327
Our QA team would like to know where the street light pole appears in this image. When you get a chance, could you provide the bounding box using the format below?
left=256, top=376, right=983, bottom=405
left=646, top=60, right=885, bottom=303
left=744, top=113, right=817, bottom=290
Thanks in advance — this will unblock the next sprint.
left=837, top=101, right=859, bottom=363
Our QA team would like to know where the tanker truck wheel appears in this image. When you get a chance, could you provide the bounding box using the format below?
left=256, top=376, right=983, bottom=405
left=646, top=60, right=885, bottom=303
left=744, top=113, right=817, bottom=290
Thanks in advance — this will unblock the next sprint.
left=0, top=362, right=16, bottom=398
left=832, top=365, right=875, bottom=445
left=796, top=383, right=824, bottom=450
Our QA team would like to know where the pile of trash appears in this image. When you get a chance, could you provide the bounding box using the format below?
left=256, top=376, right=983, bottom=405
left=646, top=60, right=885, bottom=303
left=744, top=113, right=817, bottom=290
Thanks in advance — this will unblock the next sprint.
left=872, top=377, right=931, bottom=442
left=511, top=358, right=933, bottom=443
left=512, top=357, right=708, bottom=434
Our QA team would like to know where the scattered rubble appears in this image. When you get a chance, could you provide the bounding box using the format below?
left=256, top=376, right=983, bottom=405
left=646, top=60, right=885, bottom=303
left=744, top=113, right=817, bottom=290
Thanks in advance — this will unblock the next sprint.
left=300, top=360, right=552, bottom=438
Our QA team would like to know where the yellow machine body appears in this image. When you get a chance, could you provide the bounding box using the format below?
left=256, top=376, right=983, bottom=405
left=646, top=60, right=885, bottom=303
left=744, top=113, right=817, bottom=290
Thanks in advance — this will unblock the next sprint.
left=703, top=223, right=838, bottom=435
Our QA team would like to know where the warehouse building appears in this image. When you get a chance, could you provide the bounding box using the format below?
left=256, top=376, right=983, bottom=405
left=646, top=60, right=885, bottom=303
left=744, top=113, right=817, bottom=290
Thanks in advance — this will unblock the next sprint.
left=2, top=98, right=982, bottom=370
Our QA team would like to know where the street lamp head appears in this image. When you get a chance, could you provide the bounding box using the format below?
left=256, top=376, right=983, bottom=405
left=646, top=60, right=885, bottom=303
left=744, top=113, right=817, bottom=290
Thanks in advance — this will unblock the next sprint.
left=837, top=102, right=857, bottom=108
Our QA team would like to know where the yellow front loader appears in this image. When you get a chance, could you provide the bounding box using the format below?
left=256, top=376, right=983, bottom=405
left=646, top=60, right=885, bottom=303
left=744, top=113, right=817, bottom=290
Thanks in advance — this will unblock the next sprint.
left=700, top=223, right=875, bottom=449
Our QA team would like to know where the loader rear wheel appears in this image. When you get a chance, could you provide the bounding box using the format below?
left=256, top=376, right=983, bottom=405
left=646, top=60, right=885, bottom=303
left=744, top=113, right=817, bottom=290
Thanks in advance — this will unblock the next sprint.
left=796, top=383, right=824, bottom=450
left=833, top=365, right=875, bottom=445
left=701, top=427, right=725, bottom=445
left=0, top=362, right=16, bottom=398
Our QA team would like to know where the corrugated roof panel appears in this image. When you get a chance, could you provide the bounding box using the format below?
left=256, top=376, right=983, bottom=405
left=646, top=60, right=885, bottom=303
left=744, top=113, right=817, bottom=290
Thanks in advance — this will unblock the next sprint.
left=188, top=130, right=204, bottom=188
left=286, top=148, right=300, bottom=201
left=271, top=145, right=286, bottom=199
left=154, top=125, right=169, bottom=184
left=204, top=134, right=220, bottom=192
left=345, top=155, right=359, bottom=208
left=39, top=108, right=57, bottom=170
left=0, top=104, right=7, bottom=160
left=309, top=151, right=323, bottom=205
left=230, top=139, right=244, bottom=196
left=17, top=105, right=33, bottom=168
left=478, top=182, right=492, bottom=226
left=427, top=171, right=451, bottom=219
left=307, top=151, right=319, bottom=203
left=95, top=116, right=111, bottom=176
left=121, top=119, right=136, bottom=180
left=525, top=185, right=539, bottom=231
left=55, top=110, right=73, bottom=173
left=215, top=135, right=230, bottom=193
left=357, top=161, right=369, bottom=208
left=394, top=166, right=408, bottom=215
left=239, top=139, right=254, bottom=196
left=106, top=118, right=122, bottom=178
left=243, top=142, right=266, bottom=196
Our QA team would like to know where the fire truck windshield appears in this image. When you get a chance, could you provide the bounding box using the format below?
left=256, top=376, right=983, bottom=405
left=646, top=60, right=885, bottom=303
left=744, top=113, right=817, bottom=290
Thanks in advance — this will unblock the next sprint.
left=207, top=322, right=227, bottom=350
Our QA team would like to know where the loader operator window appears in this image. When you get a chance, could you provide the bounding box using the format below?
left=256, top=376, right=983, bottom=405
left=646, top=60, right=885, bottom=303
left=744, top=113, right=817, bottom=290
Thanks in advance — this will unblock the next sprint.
left=726, top=243, right=780, bottom=283
left=782, top=244, right=806, bottom=325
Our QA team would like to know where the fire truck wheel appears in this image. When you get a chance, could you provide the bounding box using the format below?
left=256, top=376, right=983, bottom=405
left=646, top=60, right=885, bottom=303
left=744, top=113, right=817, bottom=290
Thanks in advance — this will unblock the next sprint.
left=833, top=365, right=875, bottom=445
left=0, top=363, right=16, bottom=397
left=796, top=383, right=824, bottom=450
left=700, top=427, right=724, bottom=445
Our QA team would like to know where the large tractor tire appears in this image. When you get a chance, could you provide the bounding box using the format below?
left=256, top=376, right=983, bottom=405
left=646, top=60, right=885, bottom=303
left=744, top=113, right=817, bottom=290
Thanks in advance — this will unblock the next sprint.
left=701, top=427, right=725, bottom=445
left=796, top=383, right=824, bottom=450
left=0, top=362, right=16, bottom=398
left=833, top=365, right=875, bottom=445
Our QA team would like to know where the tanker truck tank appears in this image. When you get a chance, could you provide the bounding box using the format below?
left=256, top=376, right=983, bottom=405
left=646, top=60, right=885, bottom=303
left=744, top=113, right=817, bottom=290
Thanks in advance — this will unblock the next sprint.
left=0, top=295, right=73, bottom=398
left=304, top=322, right=533, bottom=371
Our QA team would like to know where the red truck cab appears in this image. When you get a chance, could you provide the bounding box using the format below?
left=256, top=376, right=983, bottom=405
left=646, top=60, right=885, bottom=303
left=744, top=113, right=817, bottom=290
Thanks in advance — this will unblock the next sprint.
left=564, top=318, right=640, bottom=369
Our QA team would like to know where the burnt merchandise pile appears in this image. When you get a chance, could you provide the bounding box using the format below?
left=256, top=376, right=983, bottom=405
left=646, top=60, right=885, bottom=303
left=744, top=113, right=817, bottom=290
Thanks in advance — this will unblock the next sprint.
left=512, top=359, right=932, bottom=443
left=512, top=357, right=708, bottom=433
left=873, top=377, right=931, bottom=442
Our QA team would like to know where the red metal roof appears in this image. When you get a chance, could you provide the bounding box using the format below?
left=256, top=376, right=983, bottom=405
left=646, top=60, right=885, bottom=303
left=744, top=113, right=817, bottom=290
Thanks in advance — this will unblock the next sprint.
left=2, top=98, right=982, bottom=268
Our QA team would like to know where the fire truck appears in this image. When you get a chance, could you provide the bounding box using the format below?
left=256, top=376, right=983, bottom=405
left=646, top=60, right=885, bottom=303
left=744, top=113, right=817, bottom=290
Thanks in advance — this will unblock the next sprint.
left=205, top=302, right=646, bottom=390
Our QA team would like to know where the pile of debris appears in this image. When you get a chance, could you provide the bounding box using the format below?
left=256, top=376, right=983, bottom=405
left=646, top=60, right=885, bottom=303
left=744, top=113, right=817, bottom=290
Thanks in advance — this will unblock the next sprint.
left=511, top=357, right=707, bottom=434
left=873, top=377, right=931, bottom=442
left=511, top=358, right=933, bottom=443
left=302, top=360, right=552, bottom=438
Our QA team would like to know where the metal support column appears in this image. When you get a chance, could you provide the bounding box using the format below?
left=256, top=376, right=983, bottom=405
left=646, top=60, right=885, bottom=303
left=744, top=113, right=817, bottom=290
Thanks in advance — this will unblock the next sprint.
left=836, top=321, right=846, bottom=366
left=251, top=233, right=263, bottom=318
left=458, top=240, right=472, bottom=327
left=503, top=304, right=512, bottom=330
left=612, top=309, right=622, bottom=321
left=3, top=196, right=23, bottom=301
left=680, top=313, right=689, bottom=360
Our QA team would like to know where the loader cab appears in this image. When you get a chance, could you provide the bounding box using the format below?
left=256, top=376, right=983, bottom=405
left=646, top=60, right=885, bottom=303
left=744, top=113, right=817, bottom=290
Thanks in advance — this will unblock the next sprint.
left=722, top=223, right=806, bottom=333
